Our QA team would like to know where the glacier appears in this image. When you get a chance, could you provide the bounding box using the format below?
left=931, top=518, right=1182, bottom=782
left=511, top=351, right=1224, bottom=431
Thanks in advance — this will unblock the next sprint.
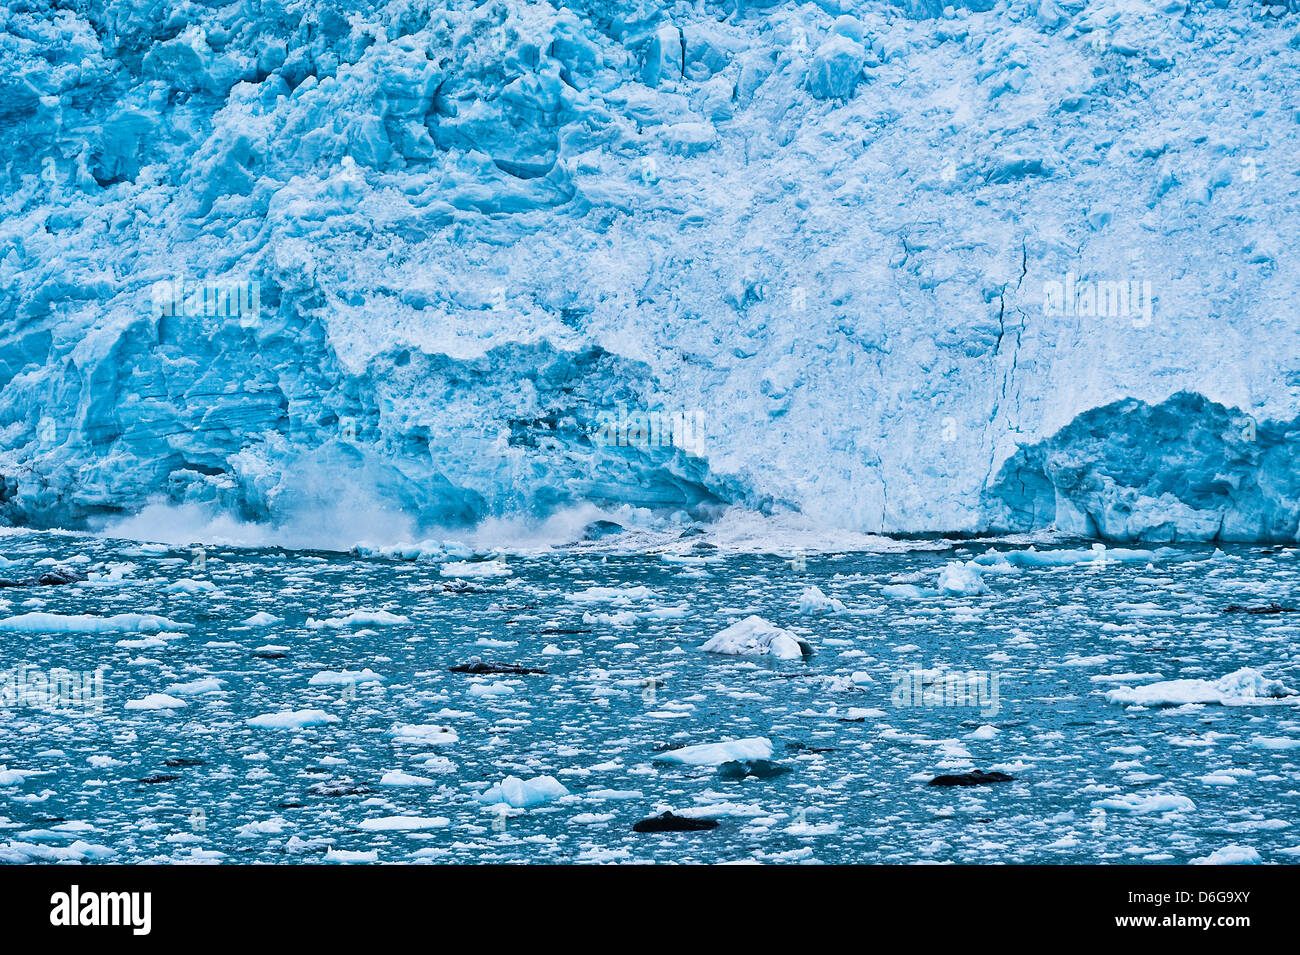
left=2, top=0, right=1298, bottom=544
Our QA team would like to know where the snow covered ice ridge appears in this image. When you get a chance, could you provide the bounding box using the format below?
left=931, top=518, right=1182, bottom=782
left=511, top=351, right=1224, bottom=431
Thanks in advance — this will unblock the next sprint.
left=1, top=1, right=1298, bottom=544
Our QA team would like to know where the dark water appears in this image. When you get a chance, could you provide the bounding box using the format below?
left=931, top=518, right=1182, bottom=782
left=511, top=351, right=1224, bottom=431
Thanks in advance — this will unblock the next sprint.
left=1, top=531, right=1298, bottom=864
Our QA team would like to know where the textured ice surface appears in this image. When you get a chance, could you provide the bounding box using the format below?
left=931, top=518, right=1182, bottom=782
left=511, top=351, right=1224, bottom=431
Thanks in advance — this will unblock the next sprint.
left=2, top=2, right=1299, bottom=542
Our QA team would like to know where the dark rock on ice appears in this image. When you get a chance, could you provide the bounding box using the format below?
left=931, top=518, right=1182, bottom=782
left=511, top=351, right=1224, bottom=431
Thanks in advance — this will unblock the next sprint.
left=928, top=770, right=1014, bottom=787
left=307, top=781, right=371, bottom=798
left=450, top=657, right=548, bottom=675
left=716, top=759, right=791, bottom=780
left=633, top=812, right=719, bottom=832
left=439, top=580, right=489, bottom=594
left=0, top=568, right=86, bottom=587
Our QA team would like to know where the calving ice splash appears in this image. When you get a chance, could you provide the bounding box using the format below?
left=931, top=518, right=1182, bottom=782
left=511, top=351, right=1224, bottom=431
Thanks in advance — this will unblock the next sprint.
left=591, top=404, right=707, bottom=455
left=1041, top=272, right=1155, bottom=328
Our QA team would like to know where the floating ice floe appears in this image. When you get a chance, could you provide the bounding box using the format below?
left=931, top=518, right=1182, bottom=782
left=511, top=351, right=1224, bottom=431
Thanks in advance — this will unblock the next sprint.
left=323, top=848, right=378, bottom=863
left=937, top=561, right=990, bottom=595
left=1105, top=668, right=1298, bottom=708
left=0, top=840, right=117, bottom=863
left=883, top=560, right=989, bottom=599
left=656, top=737, right=774, bottom=766
left=1191, top=845, right=1262, bottom=865
left=797, top=585, right=846, bottom=615
left=583, top=605, right=688, bottom=626
left=246, top=709, right=340, bottom=729
left=124, top=693, right=187, bottom=710
left=440, top=559, right=512, bottom=578
left=308, top=609, right=409, bottom=628
left=566, top=585, right=655, bottom=604
left=1092, top=793, right=1196, bottom=814
left=973, top=545, right=1180, bottom=568
left=235, top=819, right=286, bottom=838
left=379, top=771, right=437, bottom=786
left=242, top=612, right=283, bottom=626
left=701, top=616, right=812, bottom=660
left=308, top=669, right=386, bottom=686
left=164, top=677, right=224, bottom=696
left=357, top=815, right=450, bottom=831
left=387, top=724, right=458, bottom=745
left=165, top=578, right=217, bottom=593
left=0, top=612, right=189, bottom=632
left=477, top=775, right=569, bottom=808
left=0, top=767, right=51, bottom=786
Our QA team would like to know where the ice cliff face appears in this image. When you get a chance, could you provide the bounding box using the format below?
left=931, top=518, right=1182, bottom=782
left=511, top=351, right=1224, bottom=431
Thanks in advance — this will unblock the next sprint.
left=1, top=0, right=1298, bottom=542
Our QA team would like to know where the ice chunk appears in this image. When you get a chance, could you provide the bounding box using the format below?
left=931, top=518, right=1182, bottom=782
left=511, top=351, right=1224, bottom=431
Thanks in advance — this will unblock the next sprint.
left=308, top=669, right=385, bottom=686
left=0, top=612, right=188, bottom=632
left=124, top=693, right=187, bottom=710
left=441, top=560, right=512, bottom=579
left=309, top=610, right=408, bottom=628
left=656, top=737, right=774, bottom=766
left=1105, top=669, right=1298, bottom=708
left=936, top=561, right=989, bottom=596
left=378, top=771, right=436, bottom=787
left=357, top=815, right=450, bottom=831
left=1092, top=793, right=1196, bottom=814
left=476, top=775, right=569, bottom=808
left=1191, top=845, right=1262, bottom=865
left=247, top=709, right=340, bottom=729
left=387, top=724, right=458, bottom=745
left=701, top=616, right=812, bottom=659
left=806, top=35, right=865, bottom=100
left=797, top=585, right=846, bottom=615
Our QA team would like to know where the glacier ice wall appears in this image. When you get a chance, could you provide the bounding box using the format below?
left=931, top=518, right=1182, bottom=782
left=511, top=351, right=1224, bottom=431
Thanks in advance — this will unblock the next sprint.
left=984, top=392, right=1300, bottom=542
left=1, top=0, right=1298, bottom=540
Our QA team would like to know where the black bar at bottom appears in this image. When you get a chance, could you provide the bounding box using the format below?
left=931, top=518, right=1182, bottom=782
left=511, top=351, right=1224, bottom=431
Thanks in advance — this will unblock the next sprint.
left=0, top=864, right=1285, bottom=942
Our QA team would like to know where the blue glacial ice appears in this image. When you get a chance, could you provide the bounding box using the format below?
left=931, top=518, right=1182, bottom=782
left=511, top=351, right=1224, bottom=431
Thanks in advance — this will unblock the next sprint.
left=1, top=0, right=1298, bottom=545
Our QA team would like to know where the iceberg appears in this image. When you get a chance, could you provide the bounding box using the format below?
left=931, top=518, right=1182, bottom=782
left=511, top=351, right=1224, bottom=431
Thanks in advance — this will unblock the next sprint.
left=701, top=616, right=812, bottom=659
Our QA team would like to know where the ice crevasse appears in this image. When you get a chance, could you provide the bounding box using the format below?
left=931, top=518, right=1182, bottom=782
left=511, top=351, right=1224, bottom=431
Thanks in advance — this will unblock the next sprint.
left=1, top=0, right=1298, bottom=542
